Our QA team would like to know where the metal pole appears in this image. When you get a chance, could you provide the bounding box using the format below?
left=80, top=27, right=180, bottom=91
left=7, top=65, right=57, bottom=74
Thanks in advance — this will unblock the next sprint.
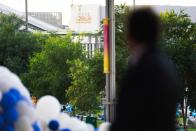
left=133, top=0, right=135, bottom=10
left=105, top=0, right=116, bottom=122
left=105, top=0, right=110, bottom=122
left=109, top=0, right=116, bottom=122
left=25, top=0, right=28, bottom=31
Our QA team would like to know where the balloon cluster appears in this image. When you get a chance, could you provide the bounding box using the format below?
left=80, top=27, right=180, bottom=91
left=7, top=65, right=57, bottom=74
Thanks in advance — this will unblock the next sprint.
left=0, top=66, right=111, bottom=131
left=0, top=66, right=38, bottom=131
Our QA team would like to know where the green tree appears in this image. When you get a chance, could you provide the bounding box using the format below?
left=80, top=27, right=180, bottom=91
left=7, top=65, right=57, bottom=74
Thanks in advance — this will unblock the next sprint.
left=26, top=35, right=85, bottom=103
left=0, top=13, right=45, bottom=75
left=114, top=4, right=130, bottom=92
left=67, top=52, right=104, bottom=113
left=160, top=10, right=196, bottom=128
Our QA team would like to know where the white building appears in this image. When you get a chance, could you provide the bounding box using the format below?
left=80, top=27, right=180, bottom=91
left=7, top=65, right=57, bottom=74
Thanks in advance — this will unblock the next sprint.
left=0, top=3, right=63, bottom=32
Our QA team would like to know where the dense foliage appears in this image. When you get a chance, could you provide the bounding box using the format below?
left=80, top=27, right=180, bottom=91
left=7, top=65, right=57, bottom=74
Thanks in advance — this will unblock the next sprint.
left=25, top=35, right=85, bottom=103
left=0, top=13, right=45, bottom=75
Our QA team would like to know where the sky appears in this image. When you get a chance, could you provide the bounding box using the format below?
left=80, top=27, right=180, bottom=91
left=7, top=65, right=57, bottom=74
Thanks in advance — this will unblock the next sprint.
left=0, top=0, right=196, bottom=24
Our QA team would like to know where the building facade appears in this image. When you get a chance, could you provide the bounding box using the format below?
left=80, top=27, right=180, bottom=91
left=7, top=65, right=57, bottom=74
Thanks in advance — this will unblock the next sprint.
left=29, top=12, right=63, bottom=28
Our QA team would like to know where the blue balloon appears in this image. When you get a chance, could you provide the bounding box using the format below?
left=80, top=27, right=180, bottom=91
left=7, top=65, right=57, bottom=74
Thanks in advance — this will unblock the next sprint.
left=95, top=128, right=99, bottom=131
left=4, top=125, right=14, bottom=131
left=20, top=96, right=30, bottom=104
left=3, top=108, right=19, bottom=124
left=48, top=120, right=59, bottom=130
left=0, top=115, right=4, bottom=128
left=60, top=129, right=71, bottom=131
left=1, top=92, right=17, bottom=110
left=32, top=122, right=41, bottom=131
left=9, top=88, right=22, bottom=101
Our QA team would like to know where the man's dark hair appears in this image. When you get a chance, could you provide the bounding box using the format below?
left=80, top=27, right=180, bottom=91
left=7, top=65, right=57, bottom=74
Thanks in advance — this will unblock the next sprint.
left=127, top=7, right=161, bottom=46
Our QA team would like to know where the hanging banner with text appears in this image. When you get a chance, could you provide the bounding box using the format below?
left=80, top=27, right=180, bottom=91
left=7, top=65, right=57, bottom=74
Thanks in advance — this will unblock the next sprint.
left=103, top=18, right=110, bottom=74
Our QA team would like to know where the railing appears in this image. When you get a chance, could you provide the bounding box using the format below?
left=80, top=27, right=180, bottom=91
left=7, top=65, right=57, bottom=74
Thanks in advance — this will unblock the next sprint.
left=71, top=33, right=103, bottom=58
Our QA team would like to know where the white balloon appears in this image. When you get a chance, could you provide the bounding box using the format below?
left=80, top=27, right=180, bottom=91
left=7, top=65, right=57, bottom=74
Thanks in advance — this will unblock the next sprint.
left=0, top=66, right=11, bottom=75
left=0, top=91, right=2, bottom=101
left=36, top=96, right=61, bottom=122
left=0, top=75, right=13, bottom=92
left=0, top=66, right=19, bottom=92
left=38, top=119, right=47, bottom=131
left=0, top=66, right=31, bottom=100
left=58, top=113, right=71, bottom=129
left=59, top=118, right=73, bottom=130
left=58, top=112, right=70, bottom=120
left=76, top=122, right=89, bottom=131
left=15, top=116, right=33, bottom=131
left=69, top=118, right=89, bottom=131
left=62, top=117, right=80, bottom=131
left=86, top=124, right=95, bottom=131
left=0, top=91, right=2, bottom=113
left=27, top=107, right=37, bottom=124
left=16, top=101, right=37, bottom=124
left=99, top=122, right=111, bottom=131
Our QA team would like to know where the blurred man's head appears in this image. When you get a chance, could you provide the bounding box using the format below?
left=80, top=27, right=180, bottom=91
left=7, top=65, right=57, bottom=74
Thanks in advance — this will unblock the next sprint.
left=127, top=7, right=161, bottom=49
